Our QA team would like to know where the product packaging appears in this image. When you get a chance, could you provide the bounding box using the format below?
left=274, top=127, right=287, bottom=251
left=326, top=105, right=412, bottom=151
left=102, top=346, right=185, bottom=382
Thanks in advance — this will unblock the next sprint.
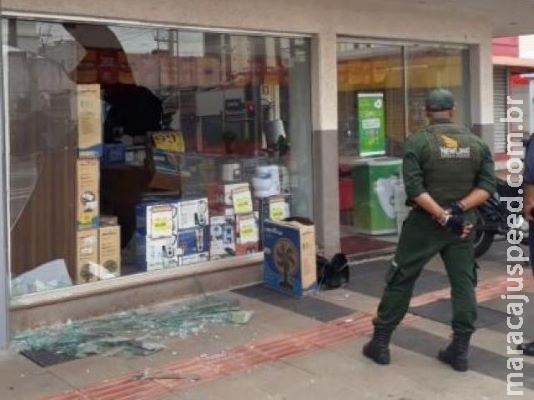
left=176, top=198, right=209, bottom=230
left=76, top=158, right=100, bottom=228
left=263, top=219, right=317, bottom=297
left=75, top=228, right=99, bottom=284
left=98, top=225, right=121, bottom=278
left=177, top=226, right=210, bottom=256
left=77, top=84, right=102, bottom=158
left=210, top=216, right=236, bottom=259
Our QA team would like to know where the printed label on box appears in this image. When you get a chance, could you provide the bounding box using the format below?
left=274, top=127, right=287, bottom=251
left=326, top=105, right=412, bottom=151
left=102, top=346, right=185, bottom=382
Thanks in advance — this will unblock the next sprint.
left=237, top=214, right=259, bottom=244
left=149, top=205, right=175, bottom=238
left=232, top=187, right=253, bottom=214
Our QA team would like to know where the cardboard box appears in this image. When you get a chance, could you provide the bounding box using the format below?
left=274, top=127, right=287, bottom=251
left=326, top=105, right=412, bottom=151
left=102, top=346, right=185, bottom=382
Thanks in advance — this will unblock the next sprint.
left=99, top=225, right=121, bottom=278
left=77, top=84, right=102, bottom=157
left=179, top=252, right=209, bottom=266
left=177, top=198, right=209, bottom=230
left=210, top=216, right=236, bottom=259
left=135, top=233, right=179, bottom=271
left=209, top=183, right=250, bottom=207
left=263, top=220, right=317, bottom=297
left=100, top=215, right=119, bottom=226
left=75, top=229, right=99, bottom=284
left=177, top=226, right=209, bottom=256
left=136, top=202, right=177, bottom=238
left=76, top=159, right=100, bottom=228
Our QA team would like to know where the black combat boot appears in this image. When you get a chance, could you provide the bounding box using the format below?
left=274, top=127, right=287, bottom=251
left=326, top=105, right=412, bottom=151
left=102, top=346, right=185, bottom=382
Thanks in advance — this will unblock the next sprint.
left=517, top=341, right=534, bottom=356
left=362, top=327, right=393, bottom=365
left=438, top=333, right=471, bottom=372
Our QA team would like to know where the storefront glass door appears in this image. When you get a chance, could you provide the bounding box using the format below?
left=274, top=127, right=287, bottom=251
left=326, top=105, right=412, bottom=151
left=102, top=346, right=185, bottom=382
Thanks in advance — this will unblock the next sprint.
left=337, top=39, right=470, bottom=257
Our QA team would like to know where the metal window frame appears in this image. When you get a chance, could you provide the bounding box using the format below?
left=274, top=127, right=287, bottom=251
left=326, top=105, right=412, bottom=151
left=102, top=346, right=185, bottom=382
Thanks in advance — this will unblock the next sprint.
left=1, top=10, right=312, bottom=38
left=0, top=2, right=10, bottom=349
left=336, top=36, right=469, bottom=50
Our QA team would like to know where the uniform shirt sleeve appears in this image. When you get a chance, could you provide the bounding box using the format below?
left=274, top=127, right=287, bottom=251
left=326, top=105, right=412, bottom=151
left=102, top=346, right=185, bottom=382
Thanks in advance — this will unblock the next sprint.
left=476, top=141, right=496, bottom=195
left=524, top=138, right=534, bottom=185
left=403, top=134, right=427, bottom=200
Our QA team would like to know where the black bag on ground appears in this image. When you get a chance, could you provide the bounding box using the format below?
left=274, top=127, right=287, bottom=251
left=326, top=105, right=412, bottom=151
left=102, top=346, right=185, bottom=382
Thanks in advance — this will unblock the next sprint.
left=316, top=253, right=349, bottom=289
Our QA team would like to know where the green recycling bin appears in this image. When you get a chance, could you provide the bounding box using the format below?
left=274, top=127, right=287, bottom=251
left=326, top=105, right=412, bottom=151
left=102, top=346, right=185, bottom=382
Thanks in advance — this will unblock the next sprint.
left=352, top=157, right=402, bottom=235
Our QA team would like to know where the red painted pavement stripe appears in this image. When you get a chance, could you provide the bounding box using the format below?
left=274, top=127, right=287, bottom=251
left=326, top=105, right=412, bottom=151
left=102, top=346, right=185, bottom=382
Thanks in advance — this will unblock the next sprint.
left=43, top=273, right=529, bottom=400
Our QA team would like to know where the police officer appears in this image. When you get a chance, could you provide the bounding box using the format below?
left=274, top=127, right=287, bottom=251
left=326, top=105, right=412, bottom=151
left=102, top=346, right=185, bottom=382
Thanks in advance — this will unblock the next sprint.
left=518, top=133, right=534, bottom=356
left=363, top=89, right=496, bottom=372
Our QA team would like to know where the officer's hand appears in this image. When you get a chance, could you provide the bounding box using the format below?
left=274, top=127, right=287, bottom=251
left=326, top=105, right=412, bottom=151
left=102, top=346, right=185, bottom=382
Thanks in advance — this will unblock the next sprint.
left=460, top=223, right=473, bottom=239
left=444, top=214, right=465, bottom=236
left=438, top=212, right=465, bottom=236
left=448, top=201, right=465, bottom=216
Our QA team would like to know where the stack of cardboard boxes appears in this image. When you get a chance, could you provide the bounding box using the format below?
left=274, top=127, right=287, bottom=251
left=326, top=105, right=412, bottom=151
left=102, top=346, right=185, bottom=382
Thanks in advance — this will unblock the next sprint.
left=208, top=182, right=260, bottom=257
left=135, top=198, right=210, bottom=270
left=75, top=84, right=121, bottom=284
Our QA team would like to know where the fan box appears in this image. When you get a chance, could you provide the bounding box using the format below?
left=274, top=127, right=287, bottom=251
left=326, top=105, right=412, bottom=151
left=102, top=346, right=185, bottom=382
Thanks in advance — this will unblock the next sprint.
left=263, top=220, right=317, bottom=297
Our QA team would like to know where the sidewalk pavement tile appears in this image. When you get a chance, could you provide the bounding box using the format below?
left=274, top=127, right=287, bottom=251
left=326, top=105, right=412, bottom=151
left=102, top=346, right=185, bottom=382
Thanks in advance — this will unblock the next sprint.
left=46, top=355, right=137, bottom=388
left=0, top=369, right=74, bottom=400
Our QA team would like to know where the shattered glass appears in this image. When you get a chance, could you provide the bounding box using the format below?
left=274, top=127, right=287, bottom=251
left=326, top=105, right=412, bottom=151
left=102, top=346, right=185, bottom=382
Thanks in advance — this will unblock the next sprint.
left=14, top=295, right=253, bottom=360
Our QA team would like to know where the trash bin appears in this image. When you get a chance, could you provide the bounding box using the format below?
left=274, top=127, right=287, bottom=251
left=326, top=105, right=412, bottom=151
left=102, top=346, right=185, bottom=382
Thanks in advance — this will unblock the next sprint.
left=352, top=157, right=402, bottom=235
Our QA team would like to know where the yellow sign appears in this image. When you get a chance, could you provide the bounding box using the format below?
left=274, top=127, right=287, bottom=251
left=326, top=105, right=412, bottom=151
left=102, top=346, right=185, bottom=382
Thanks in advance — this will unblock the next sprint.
left=232, top=188, right=253, bottom=214
left=151, top=131, right=185, bottom=153
left=269, top=203, right=287, bottom=221
left=239, top=216, right=258, bottom=243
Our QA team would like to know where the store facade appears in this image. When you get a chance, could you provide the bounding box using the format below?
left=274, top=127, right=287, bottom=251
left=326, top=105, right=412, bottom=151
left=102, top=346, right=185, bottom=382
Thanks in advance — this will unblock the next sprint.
left=0, top=0, right=531, bottom=345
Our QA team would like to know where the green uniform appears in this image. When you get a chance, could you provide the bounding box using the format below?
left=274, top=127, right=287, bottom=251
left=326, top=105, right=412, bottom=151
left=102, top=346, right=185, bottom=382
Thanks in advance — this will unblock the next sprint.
left=373, top=118, right=496, bottom=334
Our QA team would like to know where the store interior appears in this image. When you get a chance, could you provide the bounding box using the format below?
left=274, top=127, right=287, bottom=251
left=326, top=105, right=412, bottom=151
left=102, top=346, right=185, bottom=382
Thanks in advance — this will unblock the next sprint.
left=6, top=19, right=313, bottom=294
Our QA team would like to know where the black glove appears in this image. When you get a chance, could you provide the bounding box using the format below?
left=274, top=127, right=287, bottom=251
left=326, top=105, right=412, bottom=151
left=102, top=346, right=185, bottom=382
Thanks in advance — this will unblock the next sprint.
left=448, top=201, right=465, bottom=216
left=440, top=213, right=465, bottom=236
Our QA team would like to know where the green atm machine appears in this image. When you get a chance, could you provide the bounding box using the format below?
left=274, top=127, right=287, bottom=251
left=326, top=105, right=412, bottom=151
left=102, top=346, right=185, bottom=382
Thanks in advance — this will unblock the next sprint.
left=352, top=157, right=402, bottom=235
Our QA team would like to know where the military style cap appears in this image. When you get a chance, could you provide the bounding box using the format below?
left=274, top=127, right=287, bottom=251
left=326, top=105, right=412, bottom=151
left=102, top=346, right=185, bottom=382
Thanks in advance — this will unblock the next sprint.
left=425, top=88, right=455, bottom=112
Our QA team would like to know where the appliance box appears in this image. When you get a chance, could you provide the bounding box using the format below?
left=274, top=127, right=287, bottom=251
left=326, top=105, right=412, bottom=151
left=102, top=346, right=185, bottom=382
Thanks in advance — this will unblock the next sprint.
left=76, top=159, right=100, bottom=228
left=210, top=216, right=236, bottom=259
left=136, top=202, right=177, bottom=238
left=263, top=220, right=317, bottom=297
left=177, top=198, right=209, bottom=230
left=177, top=226, right=210, bottom=256
left=77, top=84, right=103, bottom=158
left=135, top=233, right=179, bottom=271
left=98, top=225, right=121, bottom=278
left=75, top=228, right=99, bottom=284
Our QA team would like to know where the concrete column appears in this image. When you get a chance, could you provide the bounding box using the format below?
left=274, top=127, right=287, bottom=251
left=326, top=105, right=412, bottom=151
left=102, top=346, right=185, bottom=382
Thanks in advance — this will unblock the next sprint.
left=311, top=31, right=340, bottom=257
left=0, top=0, right=12, bottom=349
left=470, top=39, right=495, bottom=152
